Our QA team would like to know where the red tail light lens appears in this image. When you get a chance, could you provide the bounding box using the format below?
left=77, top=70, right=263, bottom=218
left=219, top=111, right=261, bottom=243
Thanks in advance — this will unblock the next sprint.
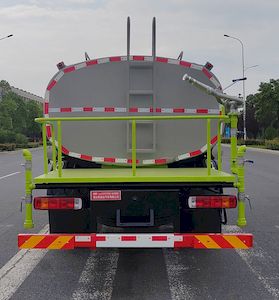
left=188, top=195, right=237, bottom=208
left=34, top=197, right=82, bottom=210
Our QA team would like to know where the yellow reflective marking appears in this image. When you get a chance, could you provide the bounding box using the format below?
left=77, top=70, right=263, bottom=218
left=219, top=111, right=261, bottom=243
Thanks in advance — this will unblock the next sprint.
left=195, top=235, right=221, bottom=249
left=223, top=235, right=249, bottom=249
left=47, top=236, right=73, bottom=249
left=20, top=236, right=45, bottom=249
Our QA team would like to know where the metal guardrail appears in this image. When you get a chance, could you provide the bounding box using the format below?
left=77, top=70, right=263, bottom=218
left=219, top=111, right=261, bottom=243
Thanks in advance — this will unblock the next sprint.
left=35, top=115, right=230, bottom=178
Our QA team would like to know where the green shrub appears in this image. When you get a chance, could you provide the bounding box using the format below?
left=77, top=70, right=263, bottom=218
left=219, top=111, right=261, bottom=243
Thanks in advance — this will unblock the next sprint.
left=15, top=133, right=28, bottom=145
left=221, top=138, right=230, bottom=144
left=264, top=127, right=278, bottom=140
left=222, top=138, right=265, bottom=146
left=27, top=142, right=40, bottom=148
left=0, top=143, right=16, bottom=151
left=265, top=138, right=279, bottom=150
left=240, top=139, right=265, bottom=146
left=0, top=129, right=17, bottom=143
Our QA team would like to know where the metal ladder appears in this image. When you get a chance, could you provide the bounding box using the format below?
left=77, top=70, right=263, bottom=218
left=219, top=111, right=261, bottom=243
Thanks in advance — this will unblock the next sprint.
left=126, top=17, right=156, bottom=154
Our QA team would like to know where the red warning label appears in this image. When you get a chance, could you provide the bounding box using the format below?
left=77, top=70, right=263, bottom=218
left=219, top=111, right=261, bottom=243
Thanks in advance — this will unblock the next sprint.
left=90, top=190, right=122, bottom=201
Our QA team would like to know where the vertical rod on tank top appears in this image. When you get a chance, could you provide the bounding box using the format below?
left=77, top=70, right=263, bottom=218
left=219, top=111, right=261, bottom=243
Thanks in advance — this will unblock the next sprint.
left=127, top=16, right=130, bottom=61
left=57, top=121, right=62, bottom=177
left=42, top=124, right=48, bottom=175
left=152, top=17, right=156, bottom=58
left=217, top=120, right=222, bottom=171
left=207, top=119, right=211, bottom=175
left=132, top=120, right=137, bottom=176
left=51, top=124, right=57, bottom=170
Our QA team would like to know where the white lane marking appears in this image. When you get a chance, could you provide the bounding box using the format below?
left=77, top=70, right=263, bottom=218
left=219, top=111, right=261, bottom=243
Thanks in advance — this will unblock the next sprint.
left=164, top=249, right=196, bottom=300
left=0, top=224, right=49, bottom=300
left=275, top=225, right=279, bottom=230
left=72, top=250, right=119, bottom=300
left=0, top=172, right=21, bottom=181
left=223, top=225, right=279, bottom=299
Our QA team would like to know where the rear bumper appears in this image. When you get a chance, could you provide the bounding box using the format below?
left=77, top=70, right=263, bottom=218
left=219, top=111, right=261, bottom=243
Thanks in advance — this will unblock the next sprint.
left=18, top=233, right=253, bottom=249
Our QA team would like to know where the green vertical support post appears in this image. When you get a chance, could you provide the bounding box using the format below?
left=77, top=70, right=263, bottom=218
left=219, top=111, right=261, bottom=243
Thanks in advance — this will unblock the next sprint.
left=51, top=124, right=57, bottom=170
left=207, top=119, right=211, bottom=175
left=217, top=120, right=222, bottom=171
left=57, top=121, right=62, bottom=177
left=132, top=120, right=137, bottom=176
left=236, top=145, right=247, bottom=227
left=230, top=113, right=238, bottom=174
left=42, top=123, right=48, bottom=175
left=22, top=149, right=34, bottom=229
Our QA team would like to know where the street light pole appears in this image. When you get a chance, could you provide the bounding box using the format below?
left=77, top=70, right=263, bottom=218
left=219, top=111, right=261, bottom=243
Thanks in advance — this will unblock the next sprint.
left=224, top=34, right=247, bottom=140
left=0, top=34, right=13, bottom=41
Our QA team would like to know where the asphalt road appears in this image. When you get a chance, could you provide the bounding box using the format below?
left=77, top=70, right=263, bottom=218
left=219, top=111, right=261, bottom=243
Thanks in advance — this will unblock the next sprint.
left=0, top=147, right=278, bottom=300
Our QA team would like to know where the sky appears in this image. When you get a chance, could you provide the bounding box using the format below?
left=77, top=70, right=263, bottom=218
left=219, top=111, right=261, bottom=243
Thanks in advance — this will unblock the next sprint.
left=0, top=0, right=278, bottom=98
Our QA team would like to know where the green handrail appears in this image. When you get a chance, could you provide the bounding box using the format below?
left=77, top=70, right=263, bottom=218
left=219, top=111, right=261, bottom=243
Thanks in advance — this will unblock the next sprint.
left=132, top=120, right=137, bottom=176
left=207, top=119, right=211, bottom=176
left=36, top=115, right=228, bottom=123
left=37, top=115, right=229, bottom=178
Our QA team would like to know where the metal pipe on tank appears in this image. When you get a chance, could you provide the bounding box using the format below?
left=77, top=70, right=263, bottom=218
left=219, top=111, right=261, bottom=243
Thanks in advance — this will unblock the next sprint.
left=152, top=17, right=156, bottom=59
left=183, top=74, right=243, bottom=106
left=127, top=16, right=130, bottom=61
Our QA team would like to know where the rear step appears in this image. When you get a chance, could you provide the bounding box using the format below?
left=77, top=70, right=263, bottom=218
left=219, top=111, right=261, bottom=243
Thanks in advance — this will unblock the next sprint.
left=18, top=233, right=253, bottom=249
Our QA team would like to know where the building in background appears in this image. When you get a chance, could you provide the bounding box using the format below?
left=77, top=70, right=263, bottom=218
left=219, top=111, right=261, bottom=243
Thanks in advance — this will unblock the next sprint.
left=0, top=85, right=43, bottom=104
left=10, top=86, right=43, bottom=104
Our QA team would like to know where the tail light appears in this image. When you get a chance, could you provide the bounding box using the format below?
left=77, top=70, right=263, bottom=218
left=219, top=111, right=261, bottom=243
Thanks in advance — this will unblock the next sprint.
left=188, top=195, right=237, bottom=209
left=34, top=197, right=82, bottom=210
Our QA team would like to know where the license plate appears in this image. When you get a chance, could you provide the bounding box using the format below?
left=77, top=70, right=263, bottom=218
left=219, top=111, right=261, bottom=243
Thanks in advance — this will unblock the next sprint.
left=90, top=190, right=122, bottom=201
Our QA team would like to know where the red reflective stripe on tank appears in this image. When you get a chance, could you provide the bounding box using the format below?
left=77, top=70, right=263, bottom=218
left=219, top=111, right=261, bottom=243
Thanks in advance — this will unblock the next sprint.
left=133, top=56, right=145, bottom=61
left=61, top=107, right=72, bottom=112
left=46, top=125, right=52, bottom=138
left=83, top=107, right=93, bottom=112
left=152, top=236, right=168, bottom=241
left=86, top=60, right=98, bottom=66
left=180, top=60, right=191, bottom=67
left=121, top=236, right=137, bottom=241
left=173, top=108, right=185, bottom=113
left=104, top=107, right=115, bottom=112
left=47, top=80, right=57, bottom=91
left=63, top=66, right=75, bottom=73
left=62, top=146, right=70, bottom=155
left=211, top=135, right=218, bottom=144
left=155, top=159, right=167, bottom=164
left=202, top=67, right=213, bottom=79
left=80, top=154, right=92, bottom=161
left=156, top=57, right=168, bottom=63
left=109, top=56, right=121, bottom=62
left=127, top=159, right=139, bottom=164
left=44, top=102, right=49, bottom=114
left=150, top=107, right=154, bottom=113
left=196, top=109, right=208, bottom=114
left=190, top=150, right=202, bottom=157
left=129, top=107, right=139, bottom=113
left=155, top=108, right=162, bottom=113
left=104, top=157, right=116, bottom=163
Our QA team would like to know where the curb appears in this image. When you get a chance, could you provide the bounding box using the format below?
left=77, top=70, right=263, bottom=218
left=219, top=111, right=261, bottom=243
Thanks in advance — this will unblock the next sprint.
left=222, top=144, right=279, bottom=155
left=0, top=146, right=43, bottom=155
